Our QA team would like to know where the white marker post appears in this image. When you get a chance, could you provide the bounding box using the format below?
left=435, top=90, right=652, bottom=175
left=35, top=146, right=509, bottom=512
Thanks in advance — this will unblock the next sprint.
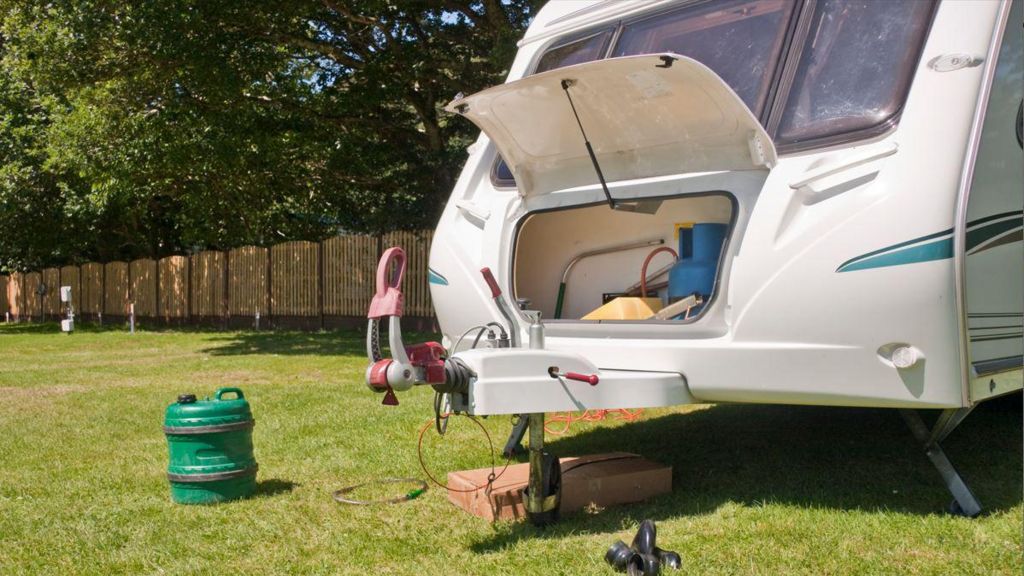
left=129, top=303, right=135, bottom=334
left=255, top=309, right=260, bottom=331
left=60, top=285, right=74, bottom=333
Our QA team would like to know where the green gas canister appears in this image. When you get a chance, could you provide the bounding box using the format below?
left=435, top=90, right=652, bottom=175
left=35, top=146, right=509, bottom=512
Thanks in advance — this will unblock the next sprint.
left=164, top=387, right=258, bottom=504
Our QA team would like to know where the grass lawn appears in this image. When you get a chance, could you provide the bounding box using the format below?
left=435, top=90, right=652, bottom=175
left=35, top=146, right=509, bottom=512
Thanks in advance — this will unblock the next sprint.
left=0, top=322, right=1020, bottom=575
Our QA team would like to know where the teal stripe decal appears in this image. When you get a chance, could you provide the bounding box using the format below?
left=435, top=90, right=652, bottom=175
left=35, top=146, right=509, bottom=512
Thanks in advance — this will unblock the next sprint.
left=838, top=238, right=952, bottom=272
left=837, top=211, right=1022, bottom=273
left=835, top=228, right=952, bottom=272
left=428, top=268, right=449, bottom=286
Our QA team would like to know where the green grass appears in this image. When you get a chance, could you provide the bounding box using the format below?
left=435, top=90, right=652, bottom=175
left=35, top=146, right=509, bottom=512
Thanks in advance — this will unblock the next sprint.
left=0, top=322, right=1020, bottom=575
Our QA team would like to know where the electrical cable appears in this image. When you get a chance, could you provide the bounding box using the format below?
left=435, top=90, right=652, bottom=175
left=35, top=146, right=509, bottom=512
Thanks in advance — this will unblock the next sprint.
left=470, top=327, right=490, bottom=350
left=451, top=325, right=487, bottom=353
left=417, top=413, right=512, bottom=494
left=544, top=409, right=645, bottom=436
left=451, top=321, right=509, bottom=354
left=332, top=477, right=428, bottom=505
left=433, top=391, right=451, bottom=435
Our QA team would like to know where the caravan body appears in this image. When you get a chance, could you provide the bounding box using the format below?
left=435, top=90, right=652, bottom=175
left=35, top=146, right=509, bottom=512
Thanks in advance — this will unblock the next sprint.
left=426, top=0, right=1022, bottom=416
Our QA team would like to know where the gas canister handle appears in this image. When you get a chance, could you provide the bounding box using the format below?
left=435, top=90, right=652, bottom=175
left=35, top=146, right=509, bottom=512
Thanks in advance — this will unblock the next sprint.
left=215, top=387, right=245, bottom=400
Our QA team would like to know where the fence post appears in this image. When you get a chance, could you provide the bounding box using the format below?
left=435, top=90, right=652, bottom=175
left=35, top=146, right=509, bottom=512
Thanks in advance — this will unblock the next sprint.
left=155, top=257, right=161, bottom=323
left=223, top=250, right=230, bottom=329
left=127, top=260, right=133, bottom=325
left=266, top=246, right=272, bottom=329
left=186, top=255, right=192, bottom=322
left=101, top=264, right=107, bottom=325
left=318, top=241, right=325, bottom=331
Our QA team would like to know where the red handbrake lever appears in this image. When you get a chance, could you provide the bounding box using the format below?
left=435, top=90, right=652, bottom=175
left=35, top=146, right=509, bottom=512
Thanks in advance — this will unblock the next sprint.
left=548, top=367, right=599, bottom=386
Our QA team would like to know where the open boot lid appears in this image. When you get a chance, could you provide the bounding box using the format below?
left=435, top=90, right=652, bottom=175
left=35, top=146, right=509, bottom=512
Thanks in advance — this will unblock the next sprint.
left=446, top=53, right=777, bottom=198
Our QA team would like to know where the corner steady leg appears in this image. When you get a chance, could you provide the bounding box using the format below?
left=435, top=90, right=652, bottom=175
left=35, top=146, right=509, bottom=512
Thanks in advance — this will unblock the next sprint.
left=524, top=412, right=561, bottom=526
left=899, top=408, right=981, bottom=518
left=502, top=413, right=530, bottom=459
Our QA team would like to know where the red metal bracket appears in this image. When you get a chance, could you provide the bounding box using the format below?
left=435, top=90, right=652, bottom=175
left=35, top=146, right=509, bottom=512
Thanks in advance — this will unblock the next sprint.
left=406, top=341, right=447, bottom=384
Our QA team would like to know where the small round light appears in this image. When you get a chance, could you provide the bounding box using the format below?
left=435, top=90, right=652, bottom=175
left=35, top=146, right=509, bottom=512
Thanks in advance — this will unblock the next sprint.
left=891, top=346, right=919, bottom=369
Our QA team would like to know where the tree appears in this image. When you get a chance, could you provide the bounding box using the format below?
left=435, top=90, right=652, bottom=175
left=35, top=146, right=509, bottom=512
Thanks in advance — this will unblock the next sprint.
left=0, top=0, right=540, bottom=270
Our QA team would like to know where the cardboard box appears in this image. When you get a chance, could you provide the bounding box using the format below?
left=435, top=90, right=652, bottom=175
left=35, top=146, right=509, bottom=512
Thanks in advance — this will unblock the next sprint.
left=447, top=452, right=671, bottom=522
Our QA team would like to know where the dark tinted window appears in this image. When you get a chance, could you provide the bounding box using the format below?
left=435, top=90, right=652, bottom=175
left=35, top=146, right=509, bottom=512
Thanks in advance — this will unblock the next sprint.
left=776, top=0, right=935, bottom=146
left=494, top=157, right=515, bottom=183
left=612, top=0, right=795, bottom=115
left=536, top=29, right=613, bottom=73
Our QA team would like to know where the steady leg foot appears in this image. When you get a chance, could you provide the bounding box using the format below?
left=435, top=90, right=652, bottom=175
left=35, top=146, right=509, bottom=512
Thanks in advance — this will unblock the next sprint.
left=900, top=409, right=983, bottom=518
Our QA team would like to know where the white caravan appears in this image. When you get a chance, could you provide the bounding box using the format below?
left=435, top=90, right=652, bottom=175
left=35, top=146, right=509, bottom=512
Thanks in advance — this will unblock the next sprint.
left=365, top=0, right=1022, bottom=522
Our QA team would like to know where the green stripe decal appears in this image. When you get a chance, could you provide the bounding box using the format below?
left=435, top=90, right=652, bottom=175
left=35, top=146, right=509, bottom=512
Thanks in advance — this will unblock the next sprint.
left=966, top=217, right=1022, bottom=251
left=837, top=211, right=1022, bottom=273
left=428, top=268, right=448, bottom=286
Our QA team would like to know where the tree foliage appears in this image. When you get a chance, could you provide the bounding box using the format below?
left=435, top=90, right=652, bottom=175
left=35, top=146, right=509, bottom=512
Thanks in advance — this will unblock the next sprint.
left=0, top=0, right=539, bottom=270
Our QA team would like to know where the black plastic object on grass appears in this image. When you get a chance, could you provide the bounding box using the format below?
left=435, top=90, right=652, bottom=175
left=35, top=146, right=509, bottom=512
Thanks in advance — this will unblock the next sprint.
left=604, top=519, right=681, bottom=574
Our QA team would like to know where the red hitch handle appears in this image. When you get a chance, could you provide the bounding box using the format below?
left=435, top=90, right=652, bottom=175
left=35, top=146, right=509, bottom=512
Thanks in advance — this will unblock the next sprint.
left=378, top=247, right=406, bottom=295
left=368, top=247, right=406, bottom=319
left=549, top=367, right=599, bottom=386
left=480, top=267, right=501, bottom=298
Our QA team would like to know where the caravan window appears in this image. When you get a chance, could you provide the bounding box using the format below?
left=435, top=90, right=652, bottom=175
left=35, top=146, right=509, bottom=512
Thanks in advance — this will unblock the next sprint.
left=492, top=0, right=936, bottom=188
left=536, top=29, right=614, bottom=73
left=775, top=0, right=936, bottom=147
left=612, top=0, right=796, bottom=116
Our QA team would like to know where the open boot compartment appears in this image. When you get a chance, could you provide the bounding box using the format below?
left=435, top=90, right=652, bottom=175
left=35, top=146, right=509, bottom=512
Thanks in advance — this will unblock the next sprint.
left=513, top=194, right=734, bottom=322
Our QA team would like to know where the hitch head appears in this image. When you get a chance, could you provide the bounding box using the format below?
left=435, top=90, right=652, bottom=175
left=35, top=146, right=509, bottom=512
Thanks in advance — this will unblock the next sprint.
left=364, top=247, right=453, bottom=406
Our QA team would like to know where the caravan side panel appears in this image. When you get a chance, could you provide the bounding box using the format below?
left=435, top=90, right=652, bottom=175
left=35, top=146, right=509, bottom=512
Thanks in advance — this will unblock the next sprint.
left=963, top=0, right=1023, bottom=401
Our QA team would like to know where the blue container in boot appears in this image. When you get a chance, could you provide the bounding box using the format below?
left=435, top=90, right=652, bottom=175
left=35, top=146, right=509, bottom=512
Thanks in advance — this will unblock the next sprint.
left=667, top=223, right=728, bottom=318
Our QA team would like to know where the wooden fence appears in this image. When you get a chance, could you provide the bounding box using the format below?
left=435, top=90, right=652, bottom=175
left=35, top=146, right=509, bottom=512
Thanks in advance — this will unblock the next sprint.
left=159, top=256, right=189, bottom=320
left=0, top=231, right=435, bottom=329
left=227, top=246, right=267, bottom=317
left=81, top=263, right=103, bottom=316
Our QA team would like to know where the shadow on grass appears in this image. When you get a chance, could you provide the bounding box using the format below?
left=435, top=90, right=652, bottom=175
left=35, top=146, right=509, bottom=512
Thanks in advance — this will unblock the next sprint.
left=0, top=320, right=235, bottom=336
left=0, top=321, right=107, bottom=335
left=254, top=478, right=299, bottom=497
left=202, top=331, right=366, bottom=357
left=0, top=320, right=442, bottom=360
left=200, top=330, right=440, bottom=357
left=469, top=393, right=1022, bottom=552
left=0, top=321, right=182, bottom=335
